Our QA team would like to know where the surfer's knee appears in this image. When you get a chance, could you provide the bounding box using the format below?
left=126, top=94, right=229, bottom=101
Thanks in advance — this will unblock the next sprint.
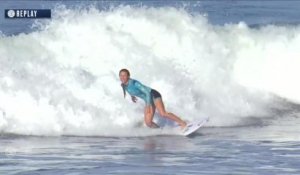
left=159, top=111, right=169, bottom=117
left=145, top=107, right=154, bottom=115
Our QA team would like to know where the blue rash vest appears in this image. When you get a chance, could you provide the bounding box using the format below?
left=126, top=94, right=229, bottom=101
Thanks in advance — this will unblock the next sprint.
left=122, top=78, right=153, bottom=106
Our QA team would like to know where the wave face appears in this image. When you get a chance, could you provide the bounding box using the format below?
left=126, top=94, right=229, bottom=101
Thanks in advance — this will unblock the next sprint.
left=0, top=6, right=300, bottom=136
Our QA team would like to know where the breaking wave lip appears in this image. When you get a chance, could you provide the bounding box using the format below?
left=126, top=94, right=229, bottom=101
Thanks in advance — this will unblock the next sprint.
left=0, top=5, right=300, bottom=136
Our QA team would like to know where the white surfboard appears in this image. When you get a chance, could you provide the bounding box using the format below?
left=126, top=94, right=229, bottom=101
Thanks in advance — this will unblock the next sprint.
left=182, top=118, right=209, bottom=136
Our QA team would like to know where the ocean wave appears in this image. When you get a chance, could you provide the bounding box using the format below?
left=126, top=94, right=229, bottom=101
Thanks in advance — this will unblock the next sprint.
left=0, top=6, right=299, bottom=136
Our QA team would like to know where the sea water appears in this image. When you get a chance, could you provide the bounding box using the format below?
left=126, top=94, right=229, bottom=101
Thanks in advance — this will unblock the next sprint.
left=1, top=1, right=300, bottom=174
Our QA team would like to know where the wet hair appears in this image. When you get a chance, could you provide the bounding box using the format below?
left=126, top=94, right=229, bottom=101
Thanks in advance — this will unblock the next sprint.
left=119, top=69, right=130, bottom=77
left=119, top=69, right=130, bottom=98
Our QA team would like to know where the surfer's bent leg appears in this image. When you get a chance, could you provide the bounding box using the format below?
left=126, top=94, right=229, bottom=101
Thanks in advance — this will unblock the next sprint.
left=153, top=97, right=187, bottom=129
left=144, top=105, right=159, bottom=128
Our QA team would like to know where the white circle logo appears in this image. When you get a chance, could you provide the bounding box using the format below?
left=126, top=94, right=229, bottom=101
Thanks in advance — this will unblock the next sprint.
left=7, top=10, right=15, bottom=18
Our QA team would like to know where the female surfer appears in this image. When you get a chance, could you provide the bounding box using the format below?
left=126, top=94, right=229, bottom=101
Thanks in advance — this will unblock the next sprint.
left=119, top=69, right=187, bottom=129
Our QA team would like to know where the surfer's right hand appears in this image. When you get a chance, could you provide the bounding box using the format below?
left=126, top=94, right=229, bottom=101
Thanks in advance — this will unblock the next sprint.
left=131, top=96, right=137, bottom=103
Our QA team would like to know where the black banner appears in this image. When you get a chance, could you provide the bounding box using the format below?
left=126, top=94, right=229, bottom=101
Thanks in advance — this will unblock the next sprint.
left=5, top=9, right=51, bottom=19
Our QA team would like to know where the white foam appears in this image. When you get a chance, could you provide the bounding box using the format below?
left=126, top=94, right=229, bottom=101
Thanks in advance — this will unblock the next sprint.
left=0, top=6, right=299, bottom=136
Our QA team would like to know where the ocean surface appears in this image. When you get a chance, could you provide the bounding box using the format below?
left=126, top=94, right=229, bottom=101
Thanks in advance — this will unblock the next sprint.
left=1, top=0, right=300, bottom=174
